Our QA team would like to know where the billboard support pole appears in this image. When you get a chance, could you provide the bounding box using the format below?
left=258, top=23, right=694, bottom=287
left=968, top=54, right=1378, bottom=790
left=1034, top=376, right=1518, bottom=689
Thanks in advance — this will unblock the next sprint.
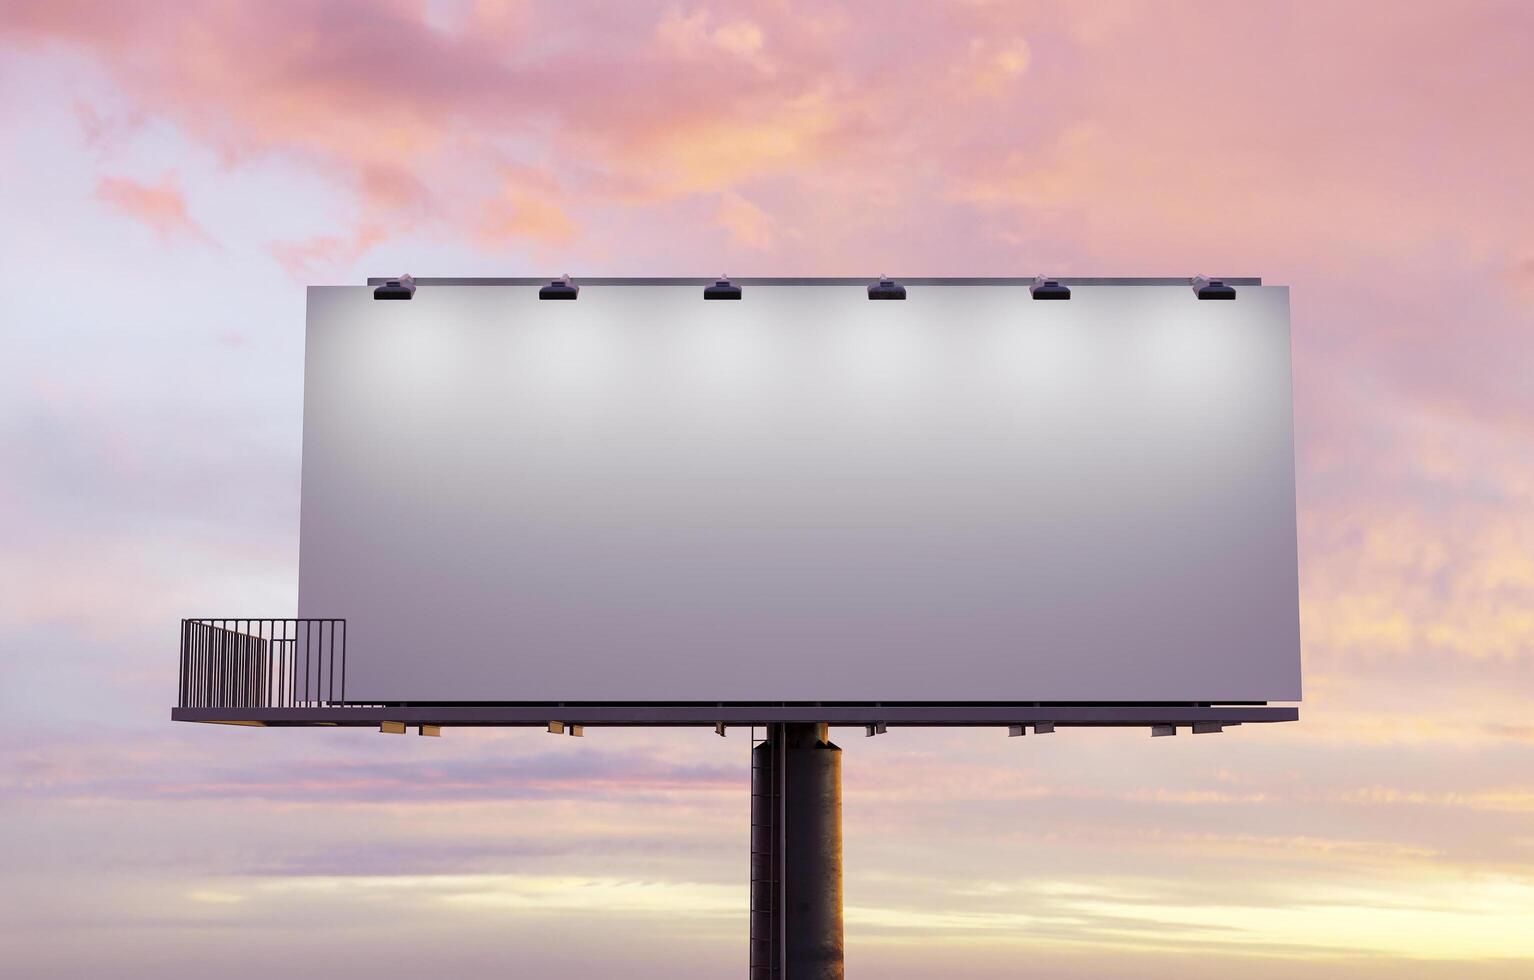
left=752, top=722, right=844, bottom=979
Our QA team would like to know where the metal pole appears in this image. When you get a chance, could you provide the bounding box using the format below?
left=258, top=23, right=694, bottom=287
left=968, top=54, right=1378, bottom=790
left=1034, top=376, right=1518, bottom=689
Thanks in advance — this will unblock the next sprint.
left=750, top=731, right=779, bottom=977
left=751, top=722, right=844, bottom=979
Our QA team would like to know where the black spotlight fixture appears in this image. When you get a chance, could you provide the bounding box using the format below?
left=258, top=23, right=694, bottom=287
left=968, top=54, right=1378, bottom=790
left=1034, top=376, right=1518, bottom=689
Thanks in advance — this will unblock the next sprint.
left=867, top=275, right=906, bottom=300
left=373, top=274, right=416, bottom=300
left=1029, top=276, right=1071, bottom=300
left=1192, top=275, right=1236, bottom=300
left=704, top=275, right=742, bottom=300
left=539, top=274, right=580, bottom=299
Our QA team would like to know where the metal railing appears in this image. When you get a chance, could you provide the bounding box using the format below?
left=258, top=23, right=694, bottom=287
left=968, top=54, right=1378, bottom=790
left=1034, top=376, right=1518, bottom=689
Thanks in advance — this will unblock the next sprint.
left=178, top=619, right=347, bottom=709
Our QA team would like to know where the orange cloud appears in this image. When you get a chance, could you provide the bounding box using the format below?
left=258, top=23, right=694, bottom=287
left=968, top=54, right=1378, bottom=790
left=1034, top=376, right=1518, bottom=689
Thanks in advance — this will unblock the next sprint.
left=476, top=192, right=578, bottom=247
left=471, top=166, right=580, bottom=248
left=715, top=192, right=777, bottom=248
left=955, top=36, right=1031, bottom=96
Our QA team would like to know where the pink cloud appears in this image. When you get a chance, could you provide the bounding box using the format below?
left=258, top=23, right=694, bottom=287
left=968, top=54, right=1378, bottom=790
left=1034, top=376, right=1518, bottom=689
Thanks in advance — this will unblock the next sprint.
left=5, top=1, right=1529, bottom=277
left=93, top=173, right=213, bottom=243
left=2, top=1, right=879, bottom=242
left=270, top=224, right=388, bottom=279
left=4, top=5, right=1534, bottom=973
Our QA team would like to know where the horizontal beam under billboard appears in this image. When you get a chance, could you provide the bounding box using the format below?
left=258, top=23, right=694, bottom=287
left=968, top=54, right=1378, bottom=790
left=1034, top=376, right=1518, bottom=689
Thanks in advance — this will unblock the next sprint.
left=364, top=276, right=1263, bottom=287
left=172, top=704, right=1297, bottom=728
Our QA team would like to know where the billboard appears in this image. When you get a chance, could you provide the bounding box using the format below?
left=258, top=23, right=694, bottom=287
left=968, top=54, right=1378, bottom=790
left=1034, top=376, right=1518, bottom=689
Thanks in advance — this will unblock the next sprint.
left=297, top=282, right=1300, bottom=705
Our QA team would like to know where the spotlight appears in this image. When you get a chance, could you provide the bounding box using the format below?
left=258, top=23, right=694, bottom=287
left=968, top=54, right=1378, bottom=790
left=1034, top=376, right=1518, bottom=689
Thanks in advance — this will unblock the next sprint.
left=1034, top=722, right=1055, bottom=734
left=379, top=720, right=407, bottom=734
left=863, top=722, right=888, bottom=737
left=547, top=721, right=565, bottom=735
left=1191, top=722, right=1223, bottom=734
left=1029, top=277, right=1071, bottom=300
left=704, top=275, right=742, bottom=300
left=373, top=274, right=416, bottom=300
left=539, top=274, right=579, bottom=300
left=715, top=722, right=728, bottom=737
left=867, top=276, right=906, bottom=300
left=1192, top=275, right=1236, bottom=300
left=1007, top=724, right=1027, bottom=737
left=1151, top=724, right=1177, bottom=737
left=567, top=724, right=585, bottom=737
left=418, top=724, right=441, bottom=737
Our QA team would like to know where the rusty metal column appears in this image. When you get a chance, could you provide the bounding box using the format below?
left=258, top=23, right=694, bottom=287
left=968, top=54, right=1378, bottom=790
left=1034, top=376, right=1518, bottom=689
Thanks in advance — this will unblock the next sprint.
left=751, top=722, right=843, bottom=979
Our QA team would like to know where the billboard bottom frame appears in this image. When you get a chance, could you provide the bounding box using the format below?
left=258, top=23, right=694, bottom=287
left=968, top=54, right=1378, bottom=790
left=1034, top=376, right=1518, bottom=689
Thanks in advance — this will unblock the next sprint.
left=170, top=703, right=1297, bottom=728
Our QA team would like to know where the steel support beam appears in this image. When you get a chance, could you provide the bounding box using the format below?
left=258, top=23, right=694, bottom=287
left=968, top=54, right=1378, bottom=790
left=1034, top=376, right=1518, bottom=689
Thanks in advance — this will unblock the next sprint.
left=751, top=723, right=844, bottom=979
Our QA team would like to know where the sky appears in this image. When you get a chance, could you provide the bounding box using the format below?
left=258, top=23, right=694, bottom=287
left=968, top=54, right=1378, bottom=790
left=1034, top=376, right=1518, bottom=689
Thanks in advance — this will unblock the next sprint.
left=1, top=1, right=1532, bottom=977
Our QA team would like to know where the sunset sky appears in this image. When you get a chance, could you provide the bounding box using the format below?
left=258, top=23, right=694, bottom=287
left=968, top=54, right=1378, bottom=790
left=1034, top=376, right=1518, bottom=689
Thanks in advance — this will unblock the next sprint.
left=3, top=1, right=1533, bottom=977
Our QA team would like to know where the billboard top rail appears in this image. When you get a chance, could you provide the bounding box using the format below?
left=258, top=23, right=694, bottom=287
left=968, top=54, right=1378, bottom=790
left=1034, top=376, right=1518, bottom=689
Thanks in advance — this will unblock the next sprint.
left=363, top=276, right=1265, bottom=287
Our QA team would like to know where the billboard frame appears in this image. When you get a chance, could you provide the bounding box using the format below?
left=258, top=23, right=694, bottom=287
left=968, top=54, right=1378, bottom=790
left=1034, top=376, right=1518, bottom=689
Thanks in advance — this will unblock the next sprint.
left=176, top=276, right=1297, bottom=728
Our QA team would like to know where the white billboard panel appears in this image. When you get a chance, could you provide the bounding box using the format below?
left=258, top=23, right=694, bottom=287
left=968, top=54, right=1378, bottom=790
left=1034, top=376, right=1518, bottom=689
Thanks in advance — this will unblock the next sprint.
left=298, top=283, right=1300, bottom=704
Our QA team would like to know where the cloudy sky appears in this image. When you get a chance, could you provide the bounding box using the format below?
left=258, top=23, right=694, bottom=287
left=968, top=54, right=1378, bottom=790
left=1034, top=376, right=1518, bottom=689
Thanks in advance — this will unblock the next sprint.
left=2, top=1, right=1532, bottom=977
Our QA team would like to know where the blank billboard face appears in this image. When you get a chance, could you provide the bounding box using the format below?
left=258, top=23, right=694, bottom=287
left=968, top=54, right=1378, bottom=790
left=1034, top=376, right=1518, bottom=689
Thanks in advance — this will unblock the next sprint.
left=298, top=284, right=1300, bottom=704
